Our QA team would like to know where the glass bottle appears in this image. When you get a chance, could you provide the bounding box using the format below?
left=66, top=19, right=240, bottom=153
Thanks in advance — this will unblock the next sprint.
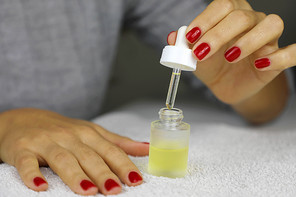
left=148, top=108, right=190, bottom=178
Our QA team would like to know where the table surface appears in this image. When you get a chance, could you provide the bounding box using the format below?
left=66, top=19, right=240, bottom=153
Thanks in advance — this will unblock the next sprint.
left=1, top=98, right=296, bottom=197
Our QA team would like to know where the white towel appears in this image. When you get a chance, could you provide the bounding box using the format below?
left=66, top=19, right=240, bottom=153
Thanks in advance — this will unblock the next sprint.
left=1, top=99, right=296, bottom=197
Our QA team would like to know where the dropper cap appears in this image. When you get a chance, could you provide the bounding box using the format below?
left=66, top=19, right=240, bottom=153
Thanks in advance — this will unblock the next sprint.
left=160, top=26, right=197, bottom=71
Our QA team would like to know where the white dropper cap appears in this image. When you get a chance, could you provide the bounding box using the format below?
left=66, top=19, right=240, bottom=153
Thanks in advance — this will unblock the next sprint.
left=160, top=26, right=197, bottom=71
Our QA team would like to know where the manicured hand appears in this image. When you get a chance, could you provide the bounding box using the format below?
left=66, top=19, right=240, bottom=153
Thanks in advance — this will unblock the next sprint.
left=168, top=0, right=296, bottom=106
left=0, top=108, right=149, bottom=195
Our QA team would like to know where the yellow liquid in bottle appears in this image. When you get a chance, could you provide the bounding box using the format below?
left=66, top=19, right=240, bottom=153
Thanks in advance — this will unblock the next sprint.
left=148, top=145, right=189, bottom=178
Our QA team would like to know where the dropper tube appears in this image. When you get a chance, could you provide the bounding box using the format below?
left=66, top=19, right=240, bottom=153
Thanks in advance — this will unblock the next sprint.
left=160, top=26, right=197, bottom=109
left=166, top=68, right=181, bottom=109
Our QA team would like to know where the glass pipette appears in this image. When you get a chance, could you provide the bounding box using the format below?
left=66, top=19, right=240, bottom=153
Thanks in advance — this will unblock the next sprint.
left=166, top=68, right=181, bottom=109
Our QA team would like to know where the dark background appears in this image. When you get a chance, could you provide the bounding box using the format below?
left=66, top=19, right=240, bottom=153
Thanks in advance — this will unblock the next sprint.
left=102, top=0, right=296, bottom=112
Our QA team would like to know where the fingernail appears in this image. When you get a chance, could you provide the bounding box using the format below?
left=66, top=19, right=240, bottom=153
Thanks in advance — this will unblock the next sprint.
left=193, top=43, right=211, bottom=60
left=141, top=142, right=150, bottom=145
left=128, top=171, right=143, bottom=183
left=33, top=177, right=47, bottom=187
left=80, top=180, right=96, bottom=191
left=186, top=27, right=201, bottom=43
left=255, top=58, right=271, bottom=69
left=225, top=46, right=241, bottom=62
left=104, top=179, right=120, bottom=191
left=167, top=31, right=175, bottom=44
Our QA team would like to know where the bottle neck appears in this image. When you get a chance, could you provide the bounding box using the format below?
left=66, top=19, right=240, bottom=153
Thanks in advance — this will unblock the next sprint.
left=159, top=108, right=183, bottom=126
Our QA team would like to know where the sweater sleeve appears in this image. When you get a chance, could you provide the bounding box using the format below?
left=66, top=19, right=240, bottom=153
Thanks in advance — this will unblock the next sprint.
left=123, top=0, right=207, bottom=51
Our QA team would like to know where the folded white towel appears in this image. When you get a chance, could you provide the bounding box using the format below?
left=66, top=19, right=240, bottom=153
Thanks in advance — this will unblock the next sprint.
left=1, top=100, right=296, bottom=197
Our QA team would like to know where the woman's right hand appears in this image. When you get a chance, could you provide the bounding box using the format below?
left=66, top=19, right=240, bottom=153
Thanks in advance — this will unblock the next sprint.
left=0, top=108, right=149, bottom=195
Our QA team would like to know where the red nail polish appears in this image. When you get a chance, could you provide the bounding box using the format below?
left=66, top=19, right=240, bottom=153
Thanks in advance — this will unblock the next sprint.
left=167, top=31, right=175, bottom=44
left=33, top=177, right=47, bottom=187
left=186, top=27, right=201, bottom=43
left=255, top=58, right=271, bottom=69
left=80, top=180, right=96, bottom=191
left=225, top=47, right=241, bottom=62
left=104, top=179, right=120, bottom=191
left=193, top=43, right=210, bottom=60
left=142, top=142, right=150, bottom=145
left=128, top=171, right=143, bottom=183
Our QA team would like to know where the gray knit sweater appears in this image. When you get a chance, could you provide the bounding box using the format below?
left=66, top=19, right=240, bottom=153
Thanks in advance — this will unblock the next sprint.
left=1, top=0, right=294, bottom=120
left=0, top=0, right=207, bottom=119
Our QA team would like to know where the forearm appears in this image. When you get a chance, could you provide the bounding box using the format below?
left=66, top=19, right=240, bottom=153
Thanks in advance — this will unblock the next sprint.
left=0, top=111, right=8, bottom=163
left=232, top=72, right=289, bottom=125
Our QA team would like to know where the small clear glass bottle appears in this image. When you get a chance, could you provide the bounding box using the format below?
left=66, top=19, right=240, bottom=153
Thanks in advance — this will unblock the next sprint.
left=148, top=108, right=190, bottom=178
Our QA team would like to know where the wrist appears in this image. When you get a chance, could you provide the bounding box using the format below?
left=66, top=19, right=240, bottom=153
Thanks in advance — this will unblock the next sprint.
left=232, top=72, right=289, bottom=124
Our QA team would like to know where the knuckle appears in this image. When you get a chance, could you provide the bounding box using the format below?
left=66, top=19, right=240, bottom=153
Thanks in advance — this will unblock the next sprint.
left=79, top=126, right=100, bottom=143
left=49, top=125, right=72, bottom=137
left=280, top=50, right=291, bottom=66
left=93, top=124, right=107, bottom=135
left=79, top=147, right=96, bottom=161
left=267, top=14, right=284, bottom=31
left=105, top=145, right=124, bottom=157
left=14, top=137, right=30, bottom=150
left=51, top=150, right=74, bottom=164
left=256, top=11, right=267, bottom=19
left=16, top=154, right=33, bottom=167
left=31, top=132, right=50, bottom=144
left=78, top=125, right=95, bottom=134
left=219, top=0, right=235, bottom=12
left=231, top=10, right=254, bottom=25
left=79, top=125, right=97, bottom=136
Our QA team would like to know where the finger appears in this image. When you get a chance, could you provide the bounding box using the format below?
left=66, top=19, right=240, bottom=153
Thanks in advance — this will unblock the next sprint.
left=167, top=31, right=176, bottom=45
left=224, top=14, right=284, bottom=63
left=191, top=9, right=259, bottom=61
left=95, top=125, right=149, bottom=156
left=186, top=0, right=241, bottom=43
left=78, top=129, right=143, bottom=186
left=77, top=122, right=149, bottom=156
left=39, top=142, right=99, bottom=195
left=254, top=44, right=296, bottom=71
left=70, top=142, right=121, bottom=195
left=168, top=30, right=195, bottom=49
left=14, top=150, right=48, bottom=191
